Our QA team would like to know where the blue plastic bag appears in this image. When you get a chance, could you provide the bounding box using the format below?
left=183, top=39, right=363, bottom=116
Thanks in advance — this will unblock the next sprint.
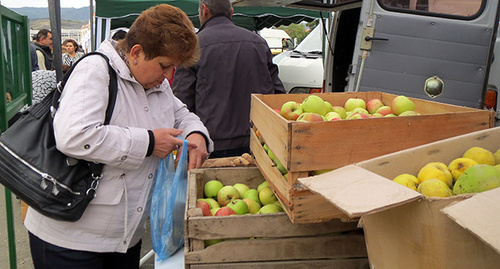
left=150, top=139, right=188, bottom=261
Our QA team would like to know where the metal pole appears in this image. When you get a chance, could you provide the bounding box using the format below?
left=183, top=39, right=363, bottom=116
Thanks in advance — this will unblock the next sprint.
left=48, top=0, right=63, bottom=82
left=5, top=188, right=16, bottom=269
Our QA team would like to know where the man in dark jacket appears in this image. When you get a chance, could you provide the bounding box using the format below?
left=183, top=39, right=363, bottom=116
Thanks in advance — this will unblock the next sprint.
left=34, top=29, right=54, bottom=70
left=172, top=0, right=285, bottom=158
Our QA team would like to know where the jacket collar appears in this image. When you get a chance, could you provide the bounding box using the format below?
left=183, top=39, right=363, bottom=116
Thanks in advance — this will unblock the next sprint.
left=198, top=15, right=233, bottom=33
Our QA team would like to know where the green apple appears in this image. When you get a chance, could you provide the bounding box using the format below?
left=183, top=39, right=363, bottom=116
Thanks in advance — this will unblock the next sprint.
left=344, top=98, right=366, bottom=112
left=263, top=143, right=269, bottom=154
left=273, top=200, right=284, bottom=212
left=324, top=101, right=333, bottom=113
left=391, top=95, right=415, bottom=115
left=257, top=181, right=270, bottom=192
left=331, top=106, right=347, bottom=119
left=384, top=113, right=397, bottom=117
left=210, top=208, right=220, bottom=216
left=280, top=101, right=303, bottom=121
left=204, top=198, right=220, bottom=209
left=259, top=186, right=277, bottom=205
left=296, top=112, right=325, bottom=122
left=243, top=189, right=261, bottom=205
left=398, top=110, right=420, bottom=116
left=233, top=183, right=250, bottom=198
left=275, top=157, right=287, bottom=175
left=301, top=95, right=327, bottom=115
left=257, top=204, right=281, bottom=214
left=351, top=107, right=369, bottom=116
left=204, top=239, right=224, bottom=247
left=366, top=98, right=384, bottom=114
left=204, top=180, right=223, bottom=199
left=243, top=198, right=261, bottom=214
left=227, top=199, right=249, bottom=215
left=217, top=186, right=240, bottom=206
left=324, top=111, right=342, bottom=121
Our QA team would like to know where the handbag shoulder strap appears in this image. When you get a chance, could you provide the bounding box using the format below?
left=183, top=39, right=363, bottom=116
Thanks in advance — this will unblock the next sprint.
left=52, top=52, right=118, bottom=125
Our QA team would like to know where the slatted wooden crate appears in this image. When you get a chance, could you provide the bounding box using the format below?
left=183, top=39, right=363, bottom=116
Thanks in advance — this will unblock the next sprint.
left=250, top=92, right=494, bottom=224
left=184, top=167, right=368, bottom=268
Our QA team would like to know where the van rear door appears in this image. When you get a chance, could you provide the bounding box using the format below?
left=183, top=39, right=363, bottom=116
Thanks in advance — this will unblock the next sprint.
left=349, top=0, right=499, bottom=108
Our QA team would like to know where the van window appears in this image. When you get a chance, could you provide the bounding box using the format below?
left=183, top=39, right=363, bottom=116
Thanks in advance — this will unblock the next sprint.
left=379, top=0, right=483, bottom=18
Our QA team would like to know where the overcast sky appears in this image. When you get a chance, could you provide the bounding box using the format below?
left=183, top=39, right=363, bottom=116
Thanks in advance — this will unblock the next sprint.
left=1, top=0, right=91, bottom=8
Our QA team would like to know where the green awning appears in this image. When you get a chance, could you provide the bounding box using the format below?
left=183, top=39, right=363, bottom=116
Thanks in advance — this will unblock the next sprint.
left=95, top=0, right=326, bottom=31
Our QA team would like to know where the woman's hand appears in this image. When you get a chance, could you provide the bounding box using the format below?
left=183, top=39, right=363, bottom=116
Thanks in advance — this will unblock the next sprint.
left=151, top=128, right=197, bottom=158
left=182, top=133, right=209, bottom=170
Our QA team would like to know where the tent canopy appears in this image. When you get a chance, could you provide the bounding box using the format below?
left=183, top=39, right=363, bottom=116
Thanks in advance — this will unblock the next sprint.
left=95, top=0, right=325, bottom=31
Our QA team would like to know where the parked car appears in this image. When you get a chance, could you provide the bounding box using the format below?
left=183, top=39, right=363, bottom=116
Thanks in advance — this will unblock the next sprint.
left=273, top=26, right=324, bottom=93
left=259, top=28, right=295, bottom=55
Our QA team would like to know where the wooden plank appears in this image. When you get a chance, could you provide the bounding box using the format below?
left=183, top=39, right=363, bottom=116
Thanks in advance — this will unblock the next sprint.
left=290, top=190, right=352, bottom=224
left=287, top=109, right=492, bottom=172
left=185, top=234, right=367, bottom=264
left=188, top=258, right=370, bottom=269
left=186, top=213, right=359, bottom=240
left=250, top=130, right=292, bottom=203
left=250, top=94, right=290, bottom=170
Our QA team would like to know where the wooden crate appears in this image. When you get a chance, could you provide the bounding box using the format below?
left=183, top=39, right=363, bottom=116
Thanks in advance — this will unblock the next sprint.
left=250, top=92, right=494, bottom=224
left=184, top=167, right=368, bottom=268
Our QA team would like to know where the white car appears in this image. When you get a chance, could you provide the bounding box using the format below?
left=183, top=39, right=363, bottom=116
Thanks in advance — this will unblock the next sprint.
left=273, top=26, right=323, bottom=94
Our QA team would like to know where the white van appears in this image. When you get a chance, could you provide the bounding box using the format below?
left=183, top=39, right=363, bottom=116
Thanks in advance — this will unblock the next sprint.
left=236, top=0, right=500, bottom=122
left=259, top=28, right=294, bottom=55
left=272, top=25, right=324, bottom=93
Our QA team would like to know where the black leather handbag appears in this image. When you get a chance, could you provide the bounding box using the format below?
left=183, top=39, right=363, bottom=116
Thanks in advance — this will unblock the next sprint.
left=0, top=52, right=118, bottom=222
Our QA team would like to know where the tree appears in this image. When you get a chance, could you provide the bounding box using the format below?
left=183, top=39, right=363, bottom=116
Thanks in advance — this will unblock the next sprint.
left=278, top=19, right=319, bottom=45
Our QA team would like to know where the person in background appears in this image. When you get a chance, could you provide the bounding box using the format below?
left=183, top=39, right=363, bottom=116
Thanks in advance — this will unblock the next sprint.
left=62, top=39, right=84, bottom=67
left=24, top=4, right=212, bottom=268
left=172, top=0, right=285, bottom=158
left=34, top=29, right=54, bottom=70
left=112, top=29, right=127, bottom=41
left=29, top=42, right=39, bottom=72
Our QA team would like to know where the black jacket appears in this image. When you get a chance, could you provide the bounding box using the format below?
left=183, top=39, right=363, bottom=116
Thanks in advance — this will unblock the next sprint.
left=34, top=43, right=54, bottom=70
left=172, top=16, right=285, bottom=151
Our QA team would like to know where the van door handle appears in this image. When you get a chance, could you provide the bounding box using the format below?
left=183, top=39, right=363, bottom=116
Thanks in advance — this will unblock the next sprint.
left=365, top=36, right=389, bottom=41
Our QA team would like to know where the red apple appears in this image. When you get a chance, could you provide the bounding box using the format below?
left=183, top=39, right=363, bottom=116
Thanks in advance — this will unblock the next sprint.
left=296, top=112, right=325, bottom=122
left=196, top=200, right=212, bottom=216
left=346, top=113, right=369, bottom=120
left=280, top=101, right=303, bottom=120
left=214, top=206, right=237, bottom=216
left=375, top=105, right=392, bottom=116
left=366, top=98, right=384, bottom=114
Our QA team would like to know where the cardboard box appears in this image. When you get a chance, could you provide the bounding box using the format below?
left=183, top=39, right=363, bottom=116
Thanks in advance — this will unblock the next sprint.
left=184, top=167, right=368, bottom=268
left=250, top=92, right=494, bottom=224
left=298, top=127, right=500, bottom=269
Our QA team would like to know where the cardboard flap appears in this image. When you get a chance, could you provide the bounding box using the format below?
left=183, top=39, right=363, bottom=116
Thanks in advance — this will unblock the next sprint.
left=299, top=165, right=422, bottom=218
left=442, top=188, right=500, bottom=254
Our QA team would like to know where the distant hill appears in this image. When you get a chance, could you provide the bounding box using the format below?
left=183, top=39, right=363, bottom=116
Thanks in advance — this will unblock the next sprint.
left=10, top=7, right=90, bottom=29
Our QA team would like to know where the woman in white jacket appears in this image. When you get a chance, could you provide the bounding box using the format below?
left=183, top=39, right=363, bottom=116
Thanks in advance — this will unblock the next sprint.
left=24, top=4, right=213, bottom=268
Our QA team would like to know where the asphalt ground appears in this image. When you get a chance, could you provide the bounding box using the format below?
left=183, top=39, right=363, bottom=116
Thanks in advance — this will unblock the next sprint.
left=0, top=186, right=155, bottom=269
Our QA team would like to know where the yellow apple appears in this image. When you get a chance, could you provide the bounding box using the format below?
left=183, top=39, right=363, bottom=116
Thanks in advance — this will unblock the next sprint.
left=392, top=174, right=419, bottom=191
left=448, top=157, right=478, bottom=183
left=463, top=146, right=495, bottom=165
left=417, top=162, right=453, bottom=188
left=417, top=178, right=452, bottom=198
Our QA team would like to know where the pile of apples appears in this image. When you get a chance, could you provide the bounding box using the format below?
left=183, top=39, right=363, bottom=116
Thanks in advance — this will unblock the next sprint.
left=279, top=94, right=418, bottom=122
left=196, top=179, right=284, bottom=216
left=393, top=146, right=500, bottom=197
